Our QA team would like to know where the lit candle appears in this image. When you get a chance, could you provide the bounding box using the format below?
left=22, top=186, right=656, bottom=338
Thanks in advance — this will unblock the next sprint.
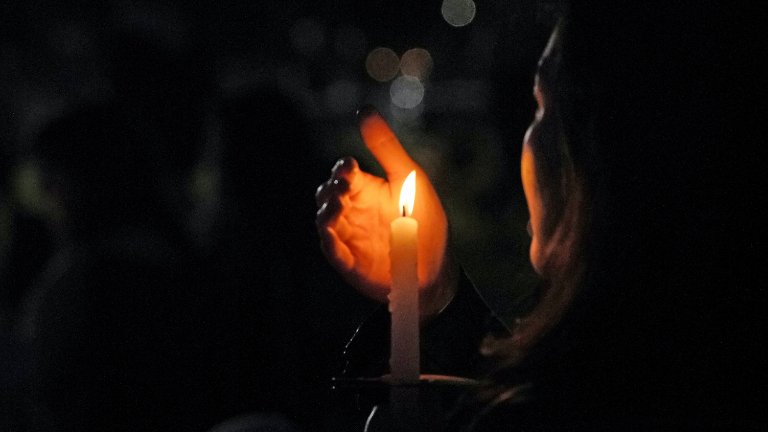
left=389, top=170, right=419, bottom=384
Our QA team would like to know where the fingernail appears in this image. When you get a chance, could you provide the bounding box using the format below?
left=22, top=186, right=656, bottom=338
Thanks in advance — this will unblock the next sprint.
left=356, top=104, right=379, bottom=122
left=332, top=157, right=357, bottom=175
left=332, top=177, right=349, bottom=192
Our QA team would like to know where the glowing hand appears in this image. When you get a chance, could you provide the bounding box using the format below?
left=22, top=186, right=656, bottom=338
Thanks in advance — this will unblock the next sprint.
left=315, top=106, right=456, bottom=320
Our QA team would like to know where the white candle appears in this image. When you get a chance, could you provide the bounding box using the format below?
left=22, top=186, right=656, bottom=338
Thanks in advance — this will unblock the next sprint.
left=389, top=170, right=419, bottom=384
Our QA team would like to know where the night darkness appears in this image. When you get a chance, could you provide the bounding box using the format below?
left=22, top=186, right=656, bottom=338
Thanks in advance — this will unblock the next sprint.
left=1, top=1, right=763, bottom=431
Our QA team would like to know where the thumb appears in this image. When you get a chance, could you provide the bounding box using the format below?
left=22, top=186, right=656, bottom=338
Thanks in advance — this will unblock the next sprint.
left=357, top=105, right=418, bottom=181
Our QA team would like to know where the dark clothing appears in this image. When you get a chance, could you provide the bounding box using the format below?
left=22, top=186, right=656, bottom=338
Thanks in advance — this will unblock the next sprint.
left=336, top=268, right=749, bottom=432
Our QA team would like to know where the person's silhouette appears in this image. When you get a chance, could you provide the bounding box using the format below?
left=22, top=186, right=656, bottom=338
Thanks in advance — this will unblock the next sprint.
left=20, top=102, right=220, bottom=431
left=316, top=3, right=761, bottom=430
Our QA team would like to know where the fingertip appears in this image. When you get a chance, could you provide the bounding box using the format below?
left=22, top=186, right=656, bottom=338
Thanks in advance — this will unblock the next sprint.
left=348, top=157, right=360, bottom=172
left=316, top=194, right=342, bottom=226
left=356, top=104, right=379, bottom=123
left=332, top=157, right=358, bottom=177
left=315, top=182, right=326, bottom=205
left=358, top=111, right=416, bottom=179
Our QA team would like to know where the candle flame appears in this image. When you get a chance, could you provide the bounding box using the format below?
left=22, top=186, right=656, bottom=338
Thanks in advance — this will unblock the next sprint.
left=399, top=171, right=416, bottom=217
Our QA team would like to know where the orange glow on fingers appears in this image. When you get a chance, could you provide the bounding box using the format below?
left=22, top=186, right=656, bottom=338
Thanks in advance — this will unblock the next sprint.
left=323, top=227, right=354, bottom=271
left=359, top=113, right=417, bottom=179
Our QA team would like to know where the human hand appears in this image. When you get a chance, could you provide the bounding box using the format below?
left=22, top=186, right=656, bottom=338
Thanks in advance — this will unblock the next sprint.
left=315, top=106, right=457, bottom=320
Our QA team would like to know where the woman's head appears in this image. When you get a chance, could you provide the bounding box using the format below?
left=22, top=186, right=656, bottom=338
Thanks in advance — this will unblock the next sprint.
left=491, top=2, right=759, bottom=423
left=521, top=20, right=589, bottom=279
left=489, top=2, right=694, bottom=367
left=482, top=18, right=594, bottom=368
left=490, top=1, right=743, bottom=388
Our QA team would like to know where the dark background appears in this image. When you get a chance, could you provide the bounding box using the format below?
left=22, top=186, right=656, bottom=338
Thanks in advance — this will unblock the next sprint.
left=1, top=1, right=763, bottom=431
left=1, top=1, right=557, bottom=431
left=1, top=0, right=558, bottom=323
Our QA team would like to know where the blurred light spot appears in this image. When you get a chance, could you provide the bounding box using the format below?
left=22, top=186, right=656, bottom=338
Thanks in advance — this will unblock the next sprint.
left=390, top=76, right=425, bottom=109
left=324, top=80, right=362, bottom=114
left=290, top=18, right=326, bottom=58
left=13, top=161, right=44, bottom=213
left=13, top=161, right=60, bottom=220
left=190, top=166, right=218, bottom=204
left=441, top=0, right=476, bottom=27
left=365, top=47, right=400, bottom=82
left=400, top=48, right=433, bottom=80
left=334, top=26, right=367, bottom=62
left=390, top=102, right=424, bottom=124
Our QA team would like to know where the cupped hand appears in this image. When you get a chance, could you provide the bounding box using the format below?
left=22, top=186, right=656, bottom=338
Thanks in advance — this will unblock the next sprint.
left=315, top=106, right=457, bottom=320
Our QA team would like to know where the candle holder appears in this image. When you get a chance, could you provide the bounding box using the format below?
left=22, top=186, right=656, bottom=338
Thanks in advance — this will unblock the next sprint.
left=332, top=374, right=479, bottom=388
left=332, top=374, right=480, bottom=432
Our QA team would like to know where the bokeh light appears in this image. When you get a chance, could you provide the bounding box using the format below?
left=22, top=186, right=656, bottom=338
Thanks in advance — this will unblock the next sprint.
left=390, top=101, right=425, bottom=124
left=390, top=76, right=424, bottom=109
left=400, top=48, right=433, bottom=80
left=441, top=0, right=476, bottom=27
left=365, top=47, right=400, bottom=82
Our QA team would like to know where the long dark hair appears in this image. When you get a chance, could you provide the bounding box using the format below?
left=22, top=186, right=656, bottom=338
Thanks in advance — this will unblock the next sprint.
left=478, top=2, right=759, bottom=423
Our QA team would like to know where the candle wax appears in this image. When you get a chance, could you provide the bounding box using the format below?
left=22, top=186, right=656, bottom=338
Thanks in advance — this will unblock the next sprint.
left=389, top=216, right=419, bottom=384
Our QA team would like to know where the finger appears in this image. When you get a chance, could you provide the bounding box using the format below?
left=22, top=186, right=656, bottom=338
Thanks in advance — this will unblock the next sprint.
left=315, top=176, right=349, bottom=208
left=316, top=193, right=343, bottom=229
left=314, top=157, right=362, bottom=207
left=315, top=182, right=328, bottom=208
left=316, top=190, right=355, bottom=243
left=331, top=212, right=354, bottom=242
left=333, top=157, right=365, bottom=196
left=357, top=105, right=418, bottom=181
left=331, top=157, right=358, bottom=178
left=318, top=226, right=354, bottom=271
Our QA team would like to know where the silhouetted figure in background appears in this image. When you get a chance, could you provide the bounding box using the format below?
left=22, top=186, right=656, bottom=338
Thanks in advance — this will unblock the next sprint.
left=2, top=145, right=56, bottom=432
left=103, top=26, right=214, bottom=238
left=1, top=112, right=54, bottom=428
left=11, top=16, right=297, bottom=428
left=19, top=102, right=219, bottom=431
left=208, top=82, right=374, bottom=431
left=208, top=86, right=312, bottom=421
left=0, top=159, right=56, bottom=332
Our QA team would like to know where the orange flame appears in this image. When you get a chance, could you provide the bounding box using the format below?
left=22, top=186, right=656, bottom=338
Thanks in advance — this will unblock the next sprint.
left=399, top=171, right=416, bottom=217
